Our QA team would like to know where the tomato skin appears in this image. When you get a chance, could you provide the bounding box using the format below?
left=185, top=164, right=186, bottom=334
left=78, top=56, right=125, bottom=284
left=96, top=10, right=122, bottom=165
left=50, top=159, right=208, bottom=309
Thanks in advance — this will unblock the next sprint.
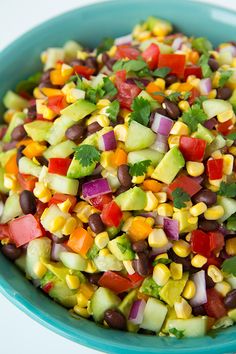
left=191, top=229, right=211, bottom=258
left=209, top=231, right=225, bottom=254
left=142, top=43, right=160, bottom=70
left=48, top=158, right=72, bottom=176
left=207, top=159, right=223, bottom=180
left=115, top=69, right=141, bottom=108
left=47, top=95, right=66, bottom=114
left=17, top=173, right=37, bottom=192
left=179, top=136, right=207, bottom=162
left=0, top=224, right=10, bottom=240
left=48, top=193, right=77, bottom=210
left=127, top=272, right=144, bottom=286
left=169, top=174, right=202, bottom=198
left=42, top=282, right=54, bottom=294
left=184, top=65, right=202, bottom=80
left=188, top=87, right=200, bottom=105
left=115, top=45, right=140, bottom=60
left=9, top=214, right=43, bottom=247
left=98, top=271, right=133, bottom=293
left=73, top=65, right=95, bottom=79
left=101, top=201, right=123, bottom=227
left=90, top=193, right=113, bottom=211
left=204, top=288, right=227, bottom=319
left=158, top=54, right=186, bottom=77
left=217, top=120, right=233, bottom=135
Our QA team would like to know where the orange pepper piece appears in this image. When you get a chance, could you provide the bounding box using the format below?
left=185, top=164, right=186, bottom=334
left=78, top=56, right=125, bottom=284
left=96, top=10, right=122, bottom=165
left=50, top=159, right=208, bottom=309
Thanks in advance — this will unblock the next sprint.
left=23, top=142, right=47, bottom=159
left=142, top=179, right=162, bottom=193
left=40, top=87, right=64, bottom=97
left=128, top=219, right=152, bottom=242
left=5, top=154, right=18, bottom=174
left=67, top=227, right=94, bottom=256
left=146, top=82, right=165, bottom=103
left=114, top=148, right=128, bottom=166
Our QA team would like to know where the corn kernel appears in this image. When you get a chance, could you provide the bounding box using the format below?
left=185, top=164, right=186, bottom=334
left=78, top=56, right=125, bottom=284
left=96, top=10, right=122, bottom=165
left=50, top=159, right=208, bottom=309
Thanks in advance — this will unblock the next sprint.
left=208, top=265, right=223, bottom=283
left=99, top=248, right=110, bottom=257
left=173, top=240, right=191, bottom=258
left=4, top=173, right=17, bottom=190
left=232, top=58, right=236, bottom=68
left=61, top=82, right=76, bottom=95
left=183, top=280, right=196, bottom=300
left=191, top=254, right=207, bottom=268
left=66, top=88, right=85, bottom=103
left=186, top=161, right=204, bottom=177
left=168, top=135, right=180, bottom=148
left=170, top=262, right=183, bottom=280
left=137, top=30, right=151, bottom=41
left=132, top=175, right=145, bottom=184
left=77, top=292, right=89, bottom=308
left=61, top=63, right=73, bottom=77
left=215, top=281, right=232, bottom=297
left=97, top=99, right=111, bottom=109
left=123, top=260, right=135, bottom=275
left=148, top=229, right=168, bottom=248
left=208, top=89, right=217, bottom=99
left=204, top=205, right=224, bottom=220
left=146, top=217, right=155, bottom=227
left=223, top=154, right=234, bottom=175
left=58, top=199, right=72, bottom=213
left=107, top=45, right=117, bottom=57
left=178, top=100, right=190, bottom=112
left=155, top=192, right=167, bottom=203
left=153, top=263, right=170, bottom=286
left=154, top=253, right=169, bottom=261
left=80, top=283, right=94, bottom=299
left=85, top=260, right=98, bottom=273
left=229, top=146, right=236, bottom=156
left=211, top=150, right=223, bottom=159
left=73, top=305, right=90, bottom=318
left=34, top=88, right=46, bottom=99
left=95, top=232, right=109, bottom=249
left=174, top=297, right=192, bottom=319
left=208, top=178, right=222, bottom=188
left=33, top=182, right=52, bottom=203
left=96, top=114, right=110, bottom=127
left=77, top=50, right=89, bottom=60
left=154, top=78, right=165, bottom=90
left=4, top=109, right=15, bottom=124
left=33, top=262, right=47, bottom=279
left=122, top=216, right=134, bottom=232
left=190, top=202, right=207, bottom=217
left=100, top=151, right=115, bottom=170
left=62, top=217, right=77, bottom=235
left=144, top=191, right=159, bottom=211
left=66, top=275, right=80, bottom=290
left=50, top=216, right=66, bottom=233
left=157, top=203, right=173, bottom=217
left=185, top=232, right=192, bottom=242
left=187, top=216, right=198, bottom=225
left=226, top=237, right=236, bottom=256
left=146, top=165, right=155, bottom=177
left=122, top=211, right=132, bottom=222
left=74, top=201, right=96, bottom=223
left=217, top=109, right=234, bottom=123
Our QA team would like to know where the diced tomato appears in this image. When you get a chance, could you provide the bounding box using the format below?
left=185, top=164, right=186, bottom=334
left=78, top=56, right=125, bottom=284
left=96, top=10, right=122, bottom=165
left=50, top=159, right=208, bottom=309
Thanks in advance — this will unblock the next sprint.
left=42, top=282, right=54, bottom=294
left=98, top=271, right=133, bottom=293
left=217, top=120, right=234, bottom=136
left=48, top=158, right=72, bottom=176
left=158, top=53, right=186, bottom=77
left=209, top=231, right=225, bottom=254
left=184, top=65, right=202, bottom=80
left=48, top=193, right=77, bottom=210
left=142, top=43, right=160, bottom=70
left=127, top=272, right=144, bottom=286
left=191, top=229, right=211, bottom=258
left=204, top=288, right=227, bottom=319
left=101, top=201, right=123, bottom=227
left=89, top=193, right=113, bottom=211
left=35, top=201, right=47, bottom=219
left=188, top=87, right=200, bottom=106
left=0, top=224, right=10, bottom=240
left=9, top=214, right=43, bottom=247
left=17, top=173, right=38, bottom=192
left=179, top=136, right=207, bottom=162
left=47, top=95, right=66, bottom=114
left=115, top=69, right=127, bottom=84
left=73, top=65, right=95, bottom=79
left=115, top=45, right=140, bottom=60
left=205, top=255, right=222, bottom=268
left=117, top=82, right=141, bottom=109
left=207, top=158, right=223, bottom=180
left=168, top=174, right=202, bottom=198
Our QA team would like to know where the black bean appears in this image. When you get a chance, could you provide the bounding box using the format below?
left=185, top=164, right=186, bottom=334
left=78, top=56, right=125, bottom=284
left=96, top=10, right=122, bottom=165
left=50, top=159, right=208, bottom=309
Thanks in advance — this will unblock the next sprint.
left=65, top=124, right=85, bottom=142
left=104, top=309, right=126, bottom=330
left=36, top=156, right=49, bottom=167
left=87, top=122, right=102, bottom=135
left=11, top=125, right=27, bottom=141
left=2, top=141, right=17, bottom=151
left=117, top=164, right=132, bottom=188
left=102, top=52, right=110, bottom=65
left=192, top=189, right=217, bottom=207
left=114, top=185, right=130, bottom=196
left=205, top=273, right=215, bottom=288
left=70, top=59, right=85, bottom=66
left=165, top=74, right=178, bottom=87
left=19, top=190, right=37, bottom=215
left=106, top=58, right=116, bottom=71
left=208, top=58, right=219, bottom=72
left=88, top=273, right=102, bottom=286
left=132, top=252, right=149, bottom=277
left=216, top=87, right=232, bottom=100
left=16, top=146, right=25, bottom=165
left=163, top=99, right=180, bottom=119
left=1, top=244, right=22, bottom=261
left=132, top=240, right=148, bottom=253
left=27, top=105, right=37, bottom=119
left=168, top=248, right=192, bottom=271
left=88, top=213, right=105, bottom=234
left=192, top=305, right=207, bottom=316
left=224, top=289, right=236, bottom=309
left=51, top=235, right=69, bottom=244
left=85, top=56, right=98, bottom=71
left=198, top=219, right=219, bottom=232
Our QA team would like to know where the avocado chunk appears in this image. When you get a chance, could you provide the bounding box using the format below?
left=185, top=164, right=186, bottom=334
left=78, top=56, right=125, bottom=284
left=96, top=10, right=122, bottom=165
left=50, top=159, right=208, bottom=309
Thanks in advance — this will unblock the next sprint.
left=151, top=146, right=185, bottom=184
left=168, top=317, right=207, bottom=337
left=193, top=123, right=215, bottom=144
left=118, top=289, right=137, bottom=318
left=61, top=99, right=96, bottom=121
left=139, top=276, right=162, bottom=298
left=203, top=99, right=232, bottom=119
left=1, top=193, right=22, bottom=224
left=140, top=297, right=168, bottom=332
left=3, top=112, right=26, bottom=143
left=159, top=273, right=188, bottom=307
left=91, top=287, right=121, bottom=322
left=108, top=234, right=135, bottom=261
left=67, top=157, right=96, bottom=179
left=125, top=121, right=156, bottom=151
left=228, top=308, right=236, bottom=322
left=173, top=210, right=198, bottom=233
left=24, top=120, right=53, bottom=142
left=26, top=238, right=52, bottom=279
left=205, top=134, right=226, bottom=158
left=218, top=196, right=236, bottom=223
left=128, top=149, right=163, bottom=167
left=3, top=90, right=28, bottom=110
left=43, top=140, right=76, bottom=159
left=115, top=186, right=147, bottom=211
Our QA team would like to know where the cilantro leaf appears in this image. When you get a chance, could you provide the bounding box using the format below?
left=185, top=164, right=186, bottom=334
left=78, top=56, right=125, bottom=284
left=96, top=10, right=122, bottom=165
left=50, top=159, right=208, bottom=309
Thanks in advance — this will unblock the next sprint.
left=219, top=70, right=233, bottom=88
left=172, top=188, right=191, bottom=209
left=97, top=37, right=114, bottom=55
left=195, top=95, right=208, bottom=106
left=192, top=37, right=213, bottom=54
left=129, top=160, right=151, bottom=177
left=227, top=214, right=236, bottom=231
left=113, top=59, right=147, bottom=73
left=117, top=242, right=127, bottom=254
left=152, top=258, right=172, bottom=266
left=86, top=86, right=105, bottom=104
left=74, top=145, right=100, bottom=167
left=103, top=77, right=117, bottom=98
left=130, top=97, right=151, bottom=126
left=152, top=67, right=171, bottom=78
left=226, top=132, right=236, bottom=141
left=222, top=256, right=236, bottom=276
left=16, top=72, right=42, bottom=94
left=134, top=80, right=146, bottom=89
left=182, top=103, right=208, bottom=132
left=87, top=244, right=99, bottom=259
left=107, top=100, right=120, bottom=123
left=182, top=91, right=191, bottom=100
left=218, top=182, right=236, bottom=198
left=199, top=54, right=212, bottom=78
left=169, top=327, right=185, bottom=339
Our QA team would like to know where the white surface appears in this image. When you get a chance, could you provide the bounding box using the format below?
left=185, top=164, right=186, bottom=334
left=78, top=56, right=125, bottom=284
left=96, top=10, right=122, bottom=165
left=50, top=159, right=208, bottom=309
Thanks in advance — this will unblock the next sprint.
left=0, top=0, right=236, bottom=353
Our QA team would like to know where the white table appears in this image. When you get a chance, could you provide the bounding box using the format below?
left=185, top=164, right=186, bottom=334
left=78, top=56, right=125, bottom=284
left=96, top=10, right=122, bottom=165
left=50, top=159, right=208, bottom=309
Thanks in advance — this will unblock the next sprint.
left=0, top=0, right=236, bottom=353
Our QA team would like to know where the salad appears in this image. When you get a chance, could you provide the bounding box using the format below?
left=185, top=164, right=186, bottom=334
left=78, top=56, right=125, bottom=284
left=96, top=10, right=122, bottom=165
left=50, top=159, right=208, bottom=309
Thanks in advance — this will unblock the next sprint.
left=1, top=15, right=236, bottom=339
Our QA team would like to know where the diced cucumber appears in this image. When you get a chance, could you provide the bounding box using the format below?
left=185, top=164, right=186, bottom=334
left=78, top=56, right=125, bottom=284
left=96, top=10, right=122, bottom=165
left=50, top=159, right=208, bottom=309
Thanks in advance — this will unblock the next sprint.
left=118, top=289, right=137, bottom=318
left=67, top=157, right=96, bottom=179
left=79, top=132, right=98, bottom=147
left=159, top=273, right=188, bottom=307
left=91, top=73, right=106, bottom=89
left=228, top=308, right=236, bottom=322
left=60, top=251, right=88, bottom=271
left=61, top=99, right=96, bottom=121
left=227, top=275, right=236, bottom=289
left=138, top=91, right=160, bottom=111
left=205, top=134, right=226, bottom=158
left=49, top=279, right=77, bottom=308
left=212, top=316, right=233, bottom=329
left=140, top=39, right=173, bottom=54
left=168, top=317, right=207, bottom=337
left=125, top=121, right=156, bottom=151
left=91, top=287, right=121, bottom=322
left=15, top=254, right=26, bottom=272
left=218, top=196, right=236, bottom=222
left=40, top=204, right=69, bottom=238
left=63, top=40, right=82, bottom=61
left=218, top=51, right=233, bottom=65
left=3, top=90, right=28, bottom=110
left=1, top=193, right=22, bottom=224
left=101, top=169, right=120, bottom=191
left=44, top=48, right=65, bottom=71
left=192, top=123, right=215, bottom=144
left=18, top=157, right=42, bottom=177
left=203, top=99, right=233, bottom=119
left=3, top=112, right=26, bottom=143
left=108, top=234, right=135, bottom=261
left=24, top=120, right=53, bottom=142
left=0, top=165, right=9, bottom=193
left=140, top=297, right=168, bottom=332
left=43, top=140, right=76, bottom=159
left=47, top=115, right=75, bottom=145
left=46, top=173, right=79, bottom=195
left=115, top=186, right=147, bottom=211
left=26, top=237, right=51, bottom=279
left=128, top=149, right=163, bottom=166
left=0, top=148, right=17, bottom=167
left=93, top=254, right=123, bottom=271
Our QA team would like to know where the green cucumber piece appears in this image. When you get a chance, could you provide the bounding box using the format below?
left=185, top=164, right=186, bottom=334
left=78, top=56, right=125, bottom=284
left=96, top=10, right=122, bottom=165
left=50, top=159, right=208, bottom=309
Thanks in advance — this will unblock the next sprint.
left=168, top=317, right=207, bottom=337
left=1, top=193, right=22, bottom=224
left=140, top=297, right=168, bottom=332
left=46, top=173, right=79, bottom=195
left=0, top=149, right=17, bottom=167
left=125, top=121, right=156, bottom=151
left=60, top=251, right=88, bottom=271
left=218, top=196, right=236, bottom=222
left=61, top=99, right=96, bottom=121
left=118, top=289, right=137, bottom=318
left=3, top=112, right=26, bottom=143
left=24, top=120, right=53, bottom=142
left=43, top=140, right=76, bottom=159
left=108, top=234, right=135, bottom=261
left=3, top=90, right=28, bottom=110
left=193, top=123, right=215, bottom=144
left=203, top=99, right=233, bottom=119
left=91, top=287, right=121, bottom=322
left=128, top=149, right=163, bottom=166
left=93, top=254, right=123, bottom=271
left=67, top=157, right=96, bottom=179
left=47, top=115, right=75, bottom=145
left=26, top=237, right=51, bottom=279
left=138, top=91, right=160, bottom=111
left=18, top=157, right=42, bottom=177
left=205, top=134, right=226, bottom=158
left=115, top=186, right=147, bottom=211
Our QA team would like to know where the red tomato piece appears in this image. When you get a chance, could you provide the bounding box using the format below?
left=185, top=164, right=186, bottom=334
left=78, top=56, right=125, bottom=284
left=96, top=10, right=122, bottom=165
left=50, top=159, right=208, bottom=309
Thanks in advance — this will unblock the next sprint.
left=179, top=136, right=207, bottom=162
left=191, top=229, right=211, bottom=258
left=209, top=231, right=225, bottom=254
left=42, top=282, right=54, bottom=294
left=48, top=158, right=72, bottom=176
left=73, top=65, right=95, bottom=79
left=98, top=271, right=133, bottom=293
left=48, top=193, right=77, bottom=210
left=142, top=43, right=160, bottom=70
left=127, top=272, right=144, bottom=286
left=89, top=193, right=113, bottom=211
left=9, top=214, right=43, bottom=247
left=158, top=54, right=186, bottom=77
left=117, top=82, right=141, bottom=109
left=115, top=45, right=140, bottom=60
left=188, top=87, right=200, bottom=106
left=101, top=201, right=123, bottom=227
left=47, top=95, right=66, bottom=114
left=217, top=119, right=233, bottom=136
left=169, top=174, right=202, bottom=198
left=205, top=255, right=222, bottom=268
left=17, top=173, right=38, bottom=192
left=0, top=224, right=10, bottom=240
left=207, top=159, right=223, bottom=180
left=184, top=65, right=202, bottom=80
left=204, top=288, right=227, bottom=319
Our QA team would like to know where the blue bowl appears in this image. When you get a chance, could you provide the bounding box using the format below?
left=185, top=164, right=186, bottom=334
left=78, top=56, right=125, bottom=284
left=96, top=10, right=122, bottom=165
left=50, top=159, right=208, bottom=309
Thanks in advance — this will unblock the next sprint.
left=0, top=0, right=236, bottom=352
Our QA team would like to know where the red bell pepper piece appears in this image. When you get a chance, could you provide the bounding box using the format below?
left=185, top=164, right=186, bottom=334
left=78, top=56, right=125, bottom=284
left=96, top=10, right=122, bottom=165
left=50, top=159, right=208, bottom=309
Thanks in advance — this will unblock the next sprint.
left=179, top=136, right=207, bottom=162
left=115, top=45, right=140, bottom=60
left=98, top=271, right=133, bottom=293
left=207, top=158, right=223, bottom=180
left=127, top=272, right=144, bottom=286
left=17, top=173, right=38, bottom=192
left=209, top=231, right=225, bottom=254
left=169, top=174, right=202, bottom=198
left=205, top=255, right=222, bottom=268
left=217, top=119, right=233, bottom=136
left=9, top=214, right=43, bottom=247
left=0, top=224, right=10, bottom=240
left=47, top=95, right=66, bottom=114
left=204, top=288, right=227, bottom=319
left=191, top=229, right=211, bottom=258
left=74, top=65, right=95, bottom=79
left=101, top=201, right=123, bottom=227
left=184, top=65, right=202, bottom=80
left=89, top=193, right=113, bottom=211
left=158, top=53, right=186, bottom=77
left=42, top=282, right=54, bottom=294
left=48, top=193, right=77, bottom=210
left=188, top=87, right=200, bottom=106
left=115, top=70, right=141, bottom=108
left=142, top=43, right=160, bottom=70
left=48, top=158, right=72, bottom=176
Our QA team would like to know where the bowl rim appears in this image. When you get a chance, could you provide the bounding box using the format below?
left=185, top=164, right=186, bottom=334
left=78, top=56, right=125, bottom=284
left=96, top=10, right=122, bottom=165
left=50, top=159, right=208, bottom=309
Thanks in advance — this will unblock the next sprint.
left=1, top=0, right=236, bottom=353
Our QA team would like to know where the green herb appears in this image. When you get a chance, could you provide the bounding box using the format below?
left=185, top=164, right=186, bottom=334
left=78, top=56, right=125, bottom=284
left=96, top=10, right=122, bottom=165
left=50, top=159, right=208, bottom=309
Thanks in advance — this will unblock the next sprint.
left=152, top=258, right=172, bottom=266
left=222, top=256, right=236, bottom=276
left=87, top=244, right=100, bottom=259
left=97, top=37, right=114, bottom=55
left=40, top=271, right=55, bottom=288
left=192, top=37, right=213, bottom=54
left=74, top=145, right=100, bottom=167
left=113, top=59, right=147, bottom=73
left=103, top=77, right=117, bottom=98
left=218, top=182, right=236, bottom=198
left=195, top=95, right=208, bottom=106
left=226, top=132, right=236, bottom=141
left=169, top=327, right=185, bottom=339
left=129, top=160, right=151, bottom=177
left=167, top=92, right=181, bottom=102
left=151, top=91, right=190, bottom=103
left=117, top=242, right=127, bottom=254
left=86, top=86, right=105, bottom=104
left=219, top=70, right=233, bottom=88
left=16, top=72, right=42, bottom=94
left=227, top=214, right=236, bottom=231
left=152, top=67, right=171, bottom=78
left=140, top=277, right=162, bottom=298
left=199, top=54, right=212, bottom=78
left=182, top=103, right=208, bottom=132
left=76, top=76, right=87, bottom=90
left=182, top=91, right=191, bottom=100
left=107, top=100, right=120, bottom=123
left=172, top=187, right=191, bottom=209
left=134, top=80, right=146, bottom=89
left=130, top=97, right=151, bottom=126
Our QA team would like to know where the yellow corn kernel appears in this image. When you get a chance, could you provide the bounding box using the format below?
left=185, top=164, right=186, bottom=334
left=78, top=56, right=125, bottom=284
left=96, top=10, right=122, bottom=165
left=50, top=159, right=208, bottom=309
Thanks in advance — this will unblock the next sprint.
left=191, top=254, right=207, bottom=268
left=183, top=280, right=196, bottom=300
left=77, top=50, right=89, bottom=60
left=211, top=150, right=223, bottom=159
left=154, top=253, right=169, bottom=261
left=187, top=216, right=198, bottom=225
left=157, top=203, right=173, bottom=217
left=148, top=229, right=168, bottom=248
left=232, top=58, right=236, bottom=68
left=107, top=45, right=117, bottom=57
left=229, top=146, right=236, bottom=156
left=137, top=30, right=151, bottom=41
left=223, top=154, right=234, bottom=175
left=185, top=232, right=192, bottom=242
left=146, top=165, right=154, bottom=177
left=85, top=260, right=97, bottom=273
left=80, top=283, right=95, bottom=299
left=99, top=248, right=110, bottom=257
left=61, top=82, right=76, bottom=95
left=62, top=217, right=77, bottom=235
left=153, top=263, right=170, bottom=286
left=146, top=217, right=155, bottom=227
left=178, top=100, right=190, bottom=112
left=33, top=262, right=47, bottom=279
left=170, top=122, right=189, bottom=137
left=173, top=240, right=191, bottom=258
left=190, top=202, right=207, bottom=217
left=186, top=161, right=204, bottom=177
left=58, top=199, right=72, bottom=213
left=73, top=305, right=90, bottom=318
left=61, top=63, right=73, bottom=77
left=114, top=124, right=128, bottom=142
left=170, top=262, right=183, bottom=280
left=33, top=182, right=52, bottom=203
left=189, top=78, right=200, bottom=88
left=123, top=260, right=135, bottom=275
left=66, top=88, right=85, bottom=103
left=120, top=108, right=131, bottom=120
left=226, top=237, right=236, bottom=256
left=154, top=78, right=165, bottom=90
left=97, top=99, right=111, bottom=109
left=121, top=216, right=134, bottom=232
left=208, top=178, right=222, bottom=188
left=214, top=281, right=232, bottom=297
left=34, top=88, right=46, bottom=99
left=208, top=265, right=223, bottom=283
left=95, top=232, right=109, bottom=249
left=122, top=211, right=132, bottom=222
left=144, top=191, right=159, bottom=211
left=50, top=216, right=66, bottom=233
left=77, top=293, right=89, bottom=308
left=217, top=109, right=234, bottom=123
left=204, top=205, right=224, bottom=220
left=208, top=89, right=217, bottom=99
left=96, top=114, right=110, bottom=127
left=212, top=71, right=220, bottom=88
left=66, top=275, right=80, bottom=290
left=74, top=202, right=96, bottom=223
left=168, top=135, right=180, bottom=148
left=100, top=151, right=115, bottom=170
left=4, top=109, right=15, bottom=123
left=174, top=297, right=192, bottom=319
left=40, top=51, right=47, bottom=63
left=132, top=175, right=145, bottom=184
left=4, top=173, right=17, bottom=190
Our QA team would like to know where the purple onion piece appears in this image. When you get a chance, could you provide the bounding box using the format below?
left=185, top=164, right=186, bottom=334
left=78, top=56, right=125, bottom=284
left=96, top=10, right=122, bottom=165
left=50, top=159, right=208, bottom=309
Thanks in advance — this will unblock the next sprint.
left=203, top=117, right=217, bottom=130
left=82, top=178, right=111, bottom=199
left=163, top=218, right=179, bottom=240
left=128, top=299, right=146, bottom=325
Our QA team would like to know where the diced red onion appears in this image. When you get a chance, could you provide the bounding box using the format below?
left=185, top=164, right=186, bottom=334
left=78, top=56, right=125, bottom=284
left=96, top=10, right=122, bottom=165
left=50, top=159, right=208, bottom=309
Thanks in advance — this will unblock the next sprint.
left=128, top=299, right=146, bottom=325
left=190, top=270, right=207, bottom=307
left=51, top=242, right=68, bottom=261
left=99, top=130, right=117, bottom=151
left=151, top=241, right=173, bottom=256
left=172, top=37, right=184, bottom=51
left=163, top=218, right=179, bottom=240
left=3, top=141, right=17, bottom=151
left=199, top=78, right=212, bottom=95
left=82, top=178, right=112, bottom=199
left=114, top=34, right=132, bottom=46
left=151, top=113, right=174, bottom=136
left=203, top=117, right=217, bottom=130
left=151, top=133, right=169, bottom=153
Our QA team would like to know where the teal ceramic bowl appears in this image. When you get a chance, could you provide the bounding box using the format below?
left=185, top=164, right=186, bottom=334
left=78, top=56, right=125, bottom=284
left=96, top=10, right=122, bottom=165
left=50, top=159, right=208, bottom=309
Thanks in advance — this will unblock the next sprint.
left=0, top=0, right=236, bottom=352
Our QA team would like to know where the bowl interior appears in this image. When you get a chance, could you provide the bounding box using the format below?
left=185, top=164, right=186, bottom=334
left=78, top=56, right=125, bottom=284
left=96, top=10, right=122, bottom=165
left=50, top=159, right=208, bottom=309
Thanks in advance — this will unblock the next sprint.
left=1, top=0, right=236, bottom=353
